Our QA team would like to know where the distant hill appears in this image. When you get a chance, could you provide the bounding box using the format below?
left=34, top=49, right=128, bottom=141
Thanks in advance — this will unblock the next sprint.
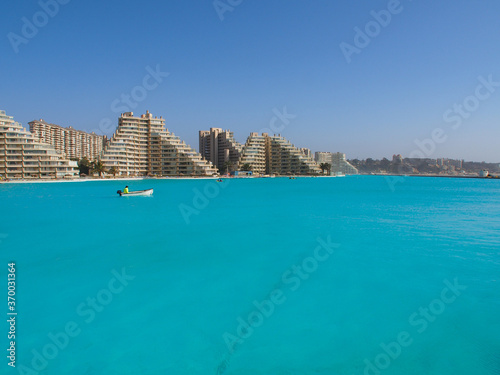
left=348, top=157, right=500, bottom=176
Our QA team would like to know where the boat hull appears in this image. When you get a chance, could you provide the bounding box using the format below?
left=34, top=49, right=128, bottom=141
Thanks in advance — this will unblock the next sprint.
left=117, top=189, right=153, bottom=196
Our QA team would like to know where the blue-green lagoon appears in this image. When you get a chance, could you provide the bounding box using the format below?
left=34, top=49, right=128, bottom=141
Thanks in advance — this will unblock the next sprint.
left=1, top=176, right=499, bottom=374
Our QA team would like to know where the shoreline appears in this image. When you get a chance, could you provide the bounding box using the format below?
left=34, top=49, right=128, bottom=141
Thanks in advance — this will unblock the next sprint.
left=0, top=177, right=218, bottom=184
left=0, top=175, right=346, bottom=184
left=363, top=173, right=498, bottom=180
left=1, top=174, right=497, bottom=184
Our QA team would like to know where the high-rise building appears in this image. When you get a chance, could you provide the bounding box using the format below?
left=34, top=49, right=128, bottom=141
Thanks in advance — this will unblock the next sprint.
left=0, top=110, right=78, bottom=179
left=437, top=158, right=463, bottom=169
left=102, top=112, right=217, bottom=176
left=300, top=148, right=312, bottom=158
left=237, top=133, right=321, bottom=175
left=156, top=130, right=218, bottom=176
left=238, top=132, right=268, bottom=174
left=315, top=152, right=333, bottom=164
left=315, top=151, right=358, bottom=175
left=29, top=119, right=107, bottom=161
left=199, top=128, right=243, bottom=172
left=268, top=135, right=321, bottom=175
left=331, top=152, right=358, bottom=175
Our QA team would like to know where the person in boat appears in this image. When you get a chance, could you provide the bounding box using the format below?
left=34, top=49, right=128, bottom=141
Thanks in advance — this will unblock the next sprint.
left=123, top=186, right=129, bottom=194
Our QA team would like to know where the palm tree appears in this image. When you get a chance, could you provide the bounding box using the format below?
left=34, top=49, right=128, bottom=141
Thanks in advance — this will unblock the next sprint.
left=241, top=163, right=252, bottom=171
left=91, top=159, right=106, bottom=178
left=319, top=163, right=329, bottom=174
left=223, top=160, right=233, bottom=174
left=108, top=166, right=119, bottom=177
left=325, top=163, right=331, bottom=175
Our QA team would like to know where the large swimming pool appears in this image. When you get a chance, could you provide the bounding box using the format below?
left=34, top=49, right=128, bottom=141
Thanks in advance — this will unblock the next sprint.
left=1, top=176, right=499, bottom=374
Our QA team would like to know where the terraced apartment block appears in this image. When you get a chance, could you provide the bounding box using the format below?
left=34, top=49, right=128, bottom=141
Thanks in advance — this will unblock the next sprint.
left=102, top=111, right=217, bottom=176
left=314, top=151, right=358, bottom=175
left=200, top=129, right=322, bottom=175
left=267, top=134, right=321, bottom=175
left=29, top=119, right=106, bottom=161
left=0, top=110, right=78, bottom=179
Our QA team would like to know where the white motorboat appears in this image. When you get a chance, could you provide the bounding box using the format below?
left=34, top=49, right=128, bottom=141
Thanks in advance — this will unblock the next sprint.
left=117, top=189, right=153, bottom=196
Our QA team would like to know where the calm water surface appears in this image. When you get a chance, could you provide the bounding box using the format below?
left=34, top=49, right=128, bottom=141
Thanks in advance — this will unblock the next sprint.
left=1, top=176, right=499, bottom=374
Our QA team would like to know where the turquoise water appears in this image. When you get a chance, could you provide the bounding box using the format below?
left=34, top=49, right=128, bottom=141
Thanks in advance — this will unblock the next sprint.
left=1, top=176, right=500, bottom=375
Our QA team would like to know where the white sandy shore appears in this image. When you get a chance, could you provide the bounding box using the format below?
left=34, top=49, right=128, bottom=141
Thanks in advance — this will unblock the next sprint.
left=0, top=177, right=219, bottom=184
left=0, top=175, right=345, bottom=184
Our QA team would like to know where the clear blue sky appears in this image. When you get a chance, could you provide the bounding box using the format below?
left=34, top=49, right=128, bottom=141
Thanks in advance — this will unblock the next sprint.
left=2, top=0, right=500, bottom=162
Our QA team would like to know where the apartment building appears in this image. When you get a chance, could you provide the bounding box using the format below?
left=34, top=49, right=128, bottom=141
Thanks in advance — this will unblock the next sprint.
left=0, top=110, right=78, bottom=179
left=314, top=151, right=358, bottom=175
left=29, top=119, right=106, bottom=161
left=315, top=151, right=333, bottom=165
left=331, top=152, right=358, bottom=175
left=102, top=112, right=217, bottom=176
left=238, top=132, right=268, bottom=174
left=268, top=135, right=321, bottom=175
left=300, top=148, right=312, bottom=158
left=237, top=133, right=321, bottom=175
left=199, top=128, right=243, bottom=173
